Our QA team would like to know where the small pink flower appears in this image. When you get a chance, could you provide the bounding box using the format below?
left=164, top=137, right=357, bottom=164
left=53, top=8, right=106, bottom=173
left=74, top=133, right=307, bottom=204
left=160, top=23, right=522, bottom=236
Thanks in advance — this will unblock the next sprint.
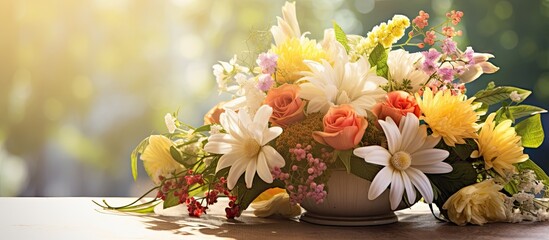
left=438, top=67, right=455, bottom=82
left=413, top=10, right=430, bottom=29
left=441, top=38, right=457, bottom=55
left=421, top=49, right=441, bottom=75
left=424, top=31, right=436, bottom=45
left=257, top=74, right=274, bottom=91
left=446, top=10, right=464, bottom=25
left=442, top=26, right=456, bottom=38
left=312, top=104, right=368, bottom=151
left=257, top=52, right=278, bottom=74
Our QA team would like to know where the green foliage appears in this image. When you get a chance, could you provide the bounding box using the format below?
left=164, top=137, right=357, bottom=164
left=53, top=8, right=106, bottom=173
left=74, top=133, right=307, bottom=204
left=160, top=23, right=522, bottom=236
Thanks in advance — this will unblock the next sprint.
left=335, top=150, right=353, bottom=173
left=368, top=44, right=389, bottom=79
left=506, top=105, right=547, bottom=120
left=427, top=161, right=477, bottom=216
left=163, top=191, right=180, bottom=209
left=332, top=21, right=350, bottom=53
left=473, top=84, right=531, bottom=106
left=131, top=137, right=150, bottom=181
left=233, top=174, right=285, bottom=215
left=349, top=156, right=383, bottom=182
left=193, top=124, right=211, bottom=134
left=451, top=139, right=478, bottom=162
left=515, top=114, right=545, bottom=148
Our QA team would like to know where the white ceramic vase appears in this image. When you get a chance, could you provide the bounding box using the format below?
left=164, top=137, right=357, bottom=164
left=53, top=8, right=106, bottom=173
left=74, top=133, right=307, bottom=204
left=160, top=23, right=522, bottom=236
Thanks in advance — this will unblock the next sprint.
left=300, top=169, right=407, bottom=226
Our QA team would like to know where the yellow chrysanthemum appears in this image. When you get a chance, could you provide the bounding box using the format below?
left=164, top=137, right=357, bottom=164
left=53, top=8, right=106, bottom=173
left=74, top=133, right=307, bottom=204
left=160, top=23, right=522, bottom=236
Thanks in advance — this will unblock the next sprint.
left=350, top=15, right=410, bottom=61
left=471, top=113, right=529, bottom=176
left=271, top=38, right=327, bottom=84
left=140, top=135, right=185, bottom=184
left=415, top=88, right=481, bottom=146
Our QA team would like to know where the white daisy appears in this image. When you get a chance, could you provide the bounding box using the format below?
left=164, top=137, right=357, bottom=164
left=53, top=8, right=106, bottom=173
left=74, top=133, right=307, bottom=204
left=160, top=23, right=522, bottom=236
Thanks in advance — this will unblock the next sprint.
left=298, top=47, right=387, bottom=116
left=387, top=49, right=430, bottom=92
left=353, top=113, right=452, bottom=210
left=204, top=105, right=285, bottom=189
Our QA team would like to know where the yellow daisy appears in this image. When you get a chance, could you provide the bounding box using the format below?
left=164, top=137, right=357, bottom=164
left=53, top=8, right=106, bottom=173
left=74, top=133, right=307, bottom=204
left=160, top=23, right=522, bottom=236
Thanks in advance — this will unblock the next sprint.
left=415, top=88, right=481, bottom=146
left=471, top=113, right=529, bottom=176
left=271, top=38, right=327, bottom=85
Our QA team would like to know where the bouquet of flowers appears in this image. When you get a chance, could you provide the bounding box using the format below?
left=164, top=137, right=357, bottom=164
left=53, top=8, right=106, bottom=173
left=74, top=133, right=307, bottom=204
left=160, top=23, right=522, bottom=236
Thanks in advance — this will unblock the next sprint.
left=100, top=2, right=549, bottom=226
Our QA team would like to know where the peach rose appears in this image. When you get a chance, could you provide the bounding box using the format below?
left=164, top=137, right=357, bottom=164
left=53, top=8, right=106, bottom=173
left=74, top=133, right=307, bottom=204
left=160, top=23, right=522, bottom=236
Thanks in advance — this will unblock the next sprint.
left=204, top=101, right=226, bottom=125
left=372, top=91, right=420, bottom=126
left=312, top=104, right=368, bottom=150
left=264, top=84, right=305, bottom=127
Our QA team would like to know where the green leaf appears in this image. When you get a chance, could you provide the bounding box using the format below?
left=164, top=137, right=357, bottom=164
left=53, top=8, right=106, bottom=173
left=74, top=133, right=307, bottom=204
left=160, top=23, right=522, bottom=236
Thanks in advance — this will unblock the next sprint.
left=233, top=174, right=285, bottom=215
left=515, top=114, right=544, bottom=148
left=163, top=191, right=180, bottom=209
left=503, top=179, right=519, bottom=195
left=451, top=139, right=478, bottom=161
left=494, top=104, right=514, bottom=124
left=193, top=124, right=211, bottom=134
left=368, top=44, right=389, bottom=79
left=427, top=161, right=477, bottom=216
left=336, top=150, right=353, bottom=173
left=349, top=156, right=383, bottom=182
left=131, top=137, right=150, bottom=181
left=473, top=86, right=531, bottom=106
left=332, top=21, right=350, bottom=53
left=169, top=146, right=185, bottom=165
left=507, top=105, right=547, bottom=120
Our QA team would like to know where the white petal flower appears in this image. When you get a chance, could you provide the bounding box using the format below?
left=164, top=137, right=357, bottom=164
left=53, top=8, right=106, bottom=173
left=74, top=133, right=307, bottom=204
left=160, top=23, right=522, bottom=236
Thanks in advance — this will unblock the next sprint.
left=387, top=49, right=430, bottom=92
left=299, top=51, right=387, bottom=116
left=164, top=113, right=177, bottom=134
left=270, top=1, right=301, bottom=46
left=204, top=105, right=285, bottom=189
left=353, top=113, right=452, bottom=210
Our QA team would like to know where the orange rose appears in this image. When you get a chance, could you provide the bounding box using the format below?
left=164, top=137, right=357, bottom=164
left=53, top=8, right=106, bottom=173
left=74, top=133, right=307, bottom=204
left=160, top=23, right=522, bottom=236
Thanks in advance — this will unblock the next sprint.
left=372, top=91, right=420, bottom=126
left=204, top=101, right=226, bottom=125
left=312, top=104, right=367, bottom=150
left=264, top=84, right=305, bottom=127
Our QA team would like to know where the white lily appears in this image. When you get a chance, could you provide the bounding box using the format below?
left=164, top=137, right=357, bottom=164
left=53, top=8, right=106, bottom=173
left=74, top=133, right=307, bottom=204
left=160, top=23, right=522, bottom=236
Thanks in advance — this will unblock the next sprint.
left=353, top=113, right=452, bottom=210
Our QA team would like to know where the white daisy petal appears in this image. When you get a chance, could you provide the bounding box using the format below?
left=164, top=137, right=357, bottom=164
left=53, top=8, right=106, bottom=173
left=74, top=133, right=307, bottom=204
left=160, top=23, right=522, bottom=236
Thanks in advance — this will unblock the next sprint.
left=261, top=127, right=282, bottom=146
left=227, top=159, right=248, bottom=190
left=262, top=145, right=285, bottom=168
left=353, top=146, right=391, bottom=166
left=215, top=153, right=240, bottom=172
left=245, top=159, right=257, bottom=189
left=256, top=150, right=273, bottom=184
left=254, top=105, right=273, bottom=130
left=413, top=162, right=453, bottom=174
left=368, top=167, right=393, bottom=200
left=401, top=171, right=416, bottom=204
left=410, top=149, right=450, bottom=166
left=390, top=172, right=405, bottom=210
left=399, top=113, right=420, bottom=151
left=379, top=118, right=401, bottom=154
left=406, top=167, right=434, bottom=204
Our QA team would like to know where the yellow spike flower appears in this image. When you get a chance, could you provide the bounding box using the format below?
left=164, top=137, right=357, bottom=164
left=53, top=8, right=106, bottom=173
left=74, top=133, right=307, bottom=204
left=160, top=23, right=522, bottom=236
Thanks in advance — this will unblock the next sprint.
left=415, top=88, right=481, bottom=146
left=271, top=38, right=327, bottom=84
left=471, top=113, right=529, bottom=177
left=350, top=15, right=410, bottom=61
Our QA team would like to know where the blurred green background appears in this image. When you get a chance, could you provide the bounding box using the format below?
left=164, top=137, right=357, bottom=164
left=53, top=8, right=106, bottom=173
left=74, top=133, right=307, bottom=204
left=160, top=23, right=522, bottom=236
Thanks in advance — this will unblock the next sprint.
left=0, top=0, right=547, bottom=197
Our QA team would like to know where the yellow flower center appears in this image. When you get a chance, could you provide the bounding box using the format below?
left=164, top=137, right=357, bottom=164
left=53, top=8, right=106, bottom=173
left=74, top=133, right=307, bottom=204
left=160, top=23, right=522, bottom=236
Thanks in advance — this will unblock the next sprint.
left=243, top=138, right=261, bottom=158
left=390, top=151, right=411, bottom=171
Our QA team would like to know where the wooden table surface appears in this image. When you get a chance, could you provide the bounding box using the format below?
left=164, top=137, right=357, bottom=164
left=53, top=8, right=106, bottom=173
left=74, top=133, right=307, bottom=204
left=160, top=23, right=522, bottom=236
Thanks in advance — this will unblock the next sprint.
left=1, top=197, right=548, bottom=239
